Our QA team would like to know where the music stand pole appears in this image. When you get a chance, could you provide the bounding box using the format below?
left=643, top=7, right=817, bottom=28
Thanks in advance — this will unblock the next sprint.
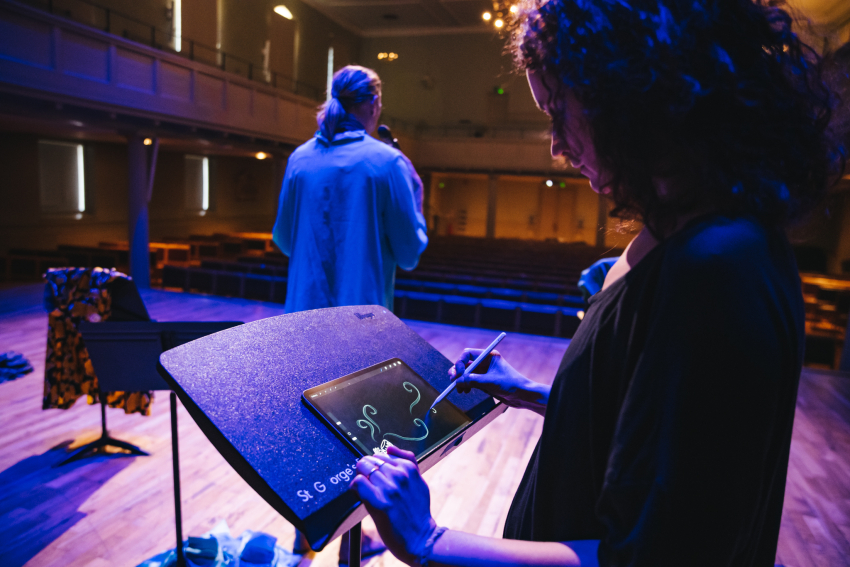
left=348, top=522, right=362, bottom=567
left=171, top=391, right=186, bottom=567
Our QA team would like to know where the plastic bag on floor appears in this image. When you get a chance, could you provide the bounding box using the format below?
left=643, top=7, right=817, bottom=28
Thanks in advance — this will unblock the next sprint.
left=137, top=519, right=298, bottom=567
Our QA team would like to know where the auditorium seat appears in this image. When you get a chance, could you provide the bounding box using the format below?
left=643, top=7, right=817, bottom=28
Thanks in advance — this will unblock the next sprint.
left=271, top=279, right=288, bottom=304
left=518, top=303, right=559, bottom=335
left=489, top=288, right=524, bottom=302
left=243, top=274, right=274, bottom=301
left=399, top=290, right=442, bottom=322
left=213, top=272, right=244, bottom=297
left=188, top=269, right=215, bottom=294
left=162, top=265, right=189, bottom=290
left=479, top=298, right=520, bottom=331
left=201, top=260, right=226, bottom=271
left=558, top=307, right=583, bottom=338
left=441, top=295, right=479, bottom=326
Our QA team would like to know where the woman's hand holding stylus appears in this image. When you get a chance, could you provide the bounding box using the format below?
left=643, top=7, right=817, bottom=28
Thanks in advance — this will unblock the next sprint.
left=450, top=349, right=550, bottom=416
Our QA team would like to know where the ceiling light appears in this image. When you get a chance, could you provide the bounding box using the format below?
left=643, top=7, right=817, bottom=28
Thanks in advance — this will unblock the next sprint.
left=255, top=152, right=268, bottom=160
left=143, top=138, right=153, bottom=146
left=378, top=52, right=387, bottom=59
left=494, top=18, right=504, bottom=28
left=482, top=11, right=492, bottom=21
left=387, top=52, right=398, bottom=61
left=273, top=5, right=293, bottom=19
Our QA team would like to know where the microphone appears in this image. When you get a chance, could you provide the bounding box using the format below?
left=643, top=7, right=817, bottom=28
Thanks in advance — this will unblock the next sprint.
left=377, top=124, right=400, bottom=150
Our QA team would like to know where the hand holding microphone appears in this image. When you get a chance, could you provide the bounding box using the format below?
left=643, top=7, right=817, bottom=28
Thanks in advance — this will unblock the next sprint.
left=377, top=124, right=400, bottom=150
left=377, top=125, right=424, bottom=214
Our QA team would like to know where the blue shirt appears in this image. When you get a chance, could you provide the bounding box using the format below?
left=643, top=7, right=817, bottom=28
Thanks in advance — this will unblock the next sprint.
left=272, top=129, right=428, bottom=313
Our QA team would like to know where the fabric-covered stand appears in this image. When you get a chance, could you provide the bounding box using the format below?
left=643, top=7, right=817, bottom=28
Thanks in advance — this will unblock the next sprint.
left=43, top=267, right=153, bottom=466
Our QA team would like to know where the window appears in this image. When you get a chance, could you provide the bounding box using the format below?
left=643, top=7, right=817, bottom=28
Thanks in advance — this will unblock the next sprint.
left=38, top=140, right=86, bottom=216
left=173, top=0, right=182, bottom=52
left=185, top=155, right=210, bottom=215
left=326, top=46, right=334, bottom=102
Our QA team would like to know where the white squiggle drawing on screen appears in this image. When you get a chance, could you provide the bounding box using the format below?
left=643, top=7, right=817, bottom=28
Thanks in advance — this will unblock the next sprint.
left=358, top=381, right=431, bottom=446
left=383, top=418, right=429, bottom=442
left=403, top=381, right=420, bottom=414
left=356, top=404, right=381, bottom=441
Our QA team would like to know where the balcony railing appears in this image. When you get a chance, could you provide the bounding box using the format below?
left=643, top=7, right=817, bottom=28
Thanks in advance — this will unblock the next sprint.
left=20, top=0, right=324, bottom=101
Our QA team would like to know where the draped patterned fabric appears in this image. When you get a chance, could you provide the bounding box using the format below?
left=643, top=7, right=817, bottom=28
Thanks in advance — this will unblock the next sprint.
left=42, top=267, right=153, bottom=415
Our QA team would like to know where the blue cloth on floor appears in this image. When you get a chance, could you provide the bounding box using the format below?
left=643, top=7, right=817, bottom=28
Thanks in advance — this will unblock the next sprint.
left=136, top=520, right=297, bottom=567
left=0, top=351, right=33, bottom=382
left=240, top=533, right=277, bottom=565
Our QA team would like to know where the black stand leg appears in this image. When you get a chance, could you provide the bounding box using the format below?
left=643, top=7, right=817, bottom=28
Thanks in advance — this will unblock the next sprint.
left=171, top=392, right=186, bottom=567
left=349, top=523, right=362, bottom=567
left=55, top=398, right=149, bottom=467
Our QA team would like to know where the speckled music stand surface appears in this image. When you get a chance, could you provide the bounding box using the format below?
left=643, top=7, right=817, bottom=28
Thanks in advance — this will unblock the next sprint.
left=157, top=306, right=507, bottom=551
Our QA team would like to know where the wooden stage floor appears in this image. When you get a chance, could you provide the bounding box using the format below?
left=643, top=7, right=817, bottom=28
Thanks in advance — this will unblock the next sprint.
left=0, top=284, right=848, bottom=567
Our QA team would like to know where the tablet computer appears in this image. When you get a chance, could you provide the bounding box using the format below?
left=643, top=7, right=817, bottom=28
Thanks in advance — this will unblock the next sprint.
left=302, top=358, right=472, bottom=460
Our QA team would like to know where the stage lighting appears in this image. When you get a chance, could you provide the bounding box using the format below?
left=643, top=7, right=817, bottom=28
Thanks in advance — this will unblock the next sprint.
left=255, top=152, right=268, bottom=160
left=494, top=18, right=504, bottom=28
left=482, top=12, right=492, bottom=21
left=143, top=138, right=153, bottom=146
left=546, top=179, right=553, bottom=187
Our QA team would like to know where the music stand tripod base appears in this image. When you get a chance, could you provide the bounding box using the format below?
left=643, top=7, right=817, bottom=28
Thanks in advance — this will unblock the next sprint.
left=54, top=398, right=149, bottom=467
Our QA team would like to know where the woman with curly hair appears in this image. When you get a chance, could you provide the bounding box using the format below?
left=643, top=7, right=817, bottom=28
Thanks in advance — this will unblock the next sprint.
left=349, top=0, right=846, bottom=565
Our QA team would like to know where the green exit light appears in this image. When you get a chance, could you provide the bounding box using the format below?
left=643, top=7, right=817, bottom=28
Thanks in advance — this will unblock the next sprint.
left=560, top=182, right=566, bottom=188
left=494, top=87, right=505, bottom=95
left=438, top=182, right=445, bottom=188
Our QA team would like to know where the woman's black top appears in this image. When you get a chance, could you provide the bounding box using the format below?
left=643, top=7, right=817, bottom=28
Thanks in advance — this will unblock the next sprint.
left=503, top=215, right=804, bottom=566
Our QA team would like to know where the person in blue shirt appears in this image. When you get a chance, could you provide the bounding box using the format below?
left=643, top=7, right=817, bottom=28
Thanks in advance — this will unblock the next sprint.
left=273, top=65, right=428, bottom=314
left=273, top=64, right=426, bottom=565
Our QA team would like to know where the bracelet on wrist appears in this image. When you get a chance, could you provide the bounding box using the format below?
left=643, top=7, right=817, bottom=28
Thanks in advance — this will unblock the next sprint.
left=417, top=526, right=448, bottom=567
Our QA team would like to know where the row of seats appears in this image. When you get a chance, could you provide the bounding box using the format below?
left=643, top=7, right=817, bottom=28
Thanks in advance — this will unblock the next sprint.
left=395, top=279, right=584, bottom=308
left=1, top=232, right=282, bottom=283
left=162, top=265, right=288, bottom=303
left=394, top=290, right=582, bottom=337
left=398, top=269, right=581, bottom=294
left=163, top=265, right=583, bottom=337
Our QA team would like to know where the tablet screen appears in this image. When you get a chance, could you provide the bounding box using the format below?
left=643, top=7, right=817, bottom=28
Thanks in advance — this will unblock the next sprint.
left=303, top=358, right=472, bottom=460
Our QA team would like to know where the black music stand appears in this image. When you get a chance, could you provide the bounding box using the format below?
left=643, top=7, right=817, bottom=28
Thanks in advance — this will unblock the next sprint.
left=78, top=320, right=242, bottom=567
left=158, top=306, right=508, bottom=567
left=51, top=277, right=154, bottom=466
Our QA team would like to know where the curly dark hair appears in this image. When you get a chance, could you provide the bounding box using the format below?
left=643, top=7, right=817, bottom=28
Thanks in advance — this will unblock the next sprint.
left=513, top=0, right=846, bottom=234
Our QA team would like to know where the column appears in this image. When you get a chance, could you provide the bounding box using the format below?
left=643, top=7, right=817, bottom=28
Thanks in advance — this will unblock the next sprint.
left=486, top=174, right=498, bottom=239
left=127, top=135, right=151, bottom=288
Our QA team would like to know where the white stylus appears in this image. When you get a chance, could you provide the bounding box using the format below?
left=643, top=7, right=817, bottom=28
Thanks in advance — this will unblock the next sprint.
left=428, top=332, right=507, bottom=412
